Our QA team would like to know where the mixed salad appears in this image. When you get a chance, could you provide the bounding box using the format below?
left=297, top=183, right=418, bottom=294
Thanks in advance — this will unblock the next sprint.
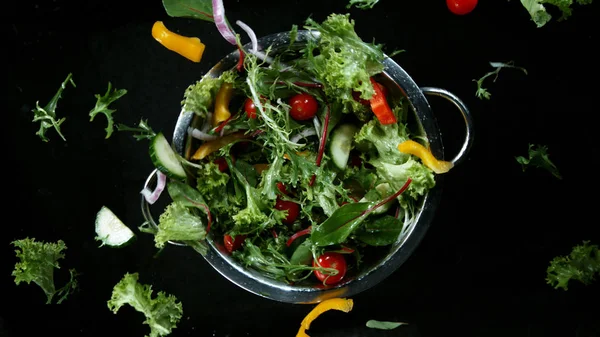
left=136, top=13, right=453, bottom=286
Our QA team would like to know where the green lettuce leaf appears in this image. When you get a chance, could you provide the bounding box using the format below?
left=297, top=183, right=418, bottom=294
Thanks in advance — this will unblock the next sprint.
left=31, top=72, right=75, bottom=142
left=11, top=237, right=78, bottom=304
left=515, top=143, right=562, bottom=179
left=520, top=0, right=593, bottom=28
left=108, top=272, right=183, bottom=337
left=546, top=241, right=600, bottom=290
left=89, top=82, right=127, bottom=139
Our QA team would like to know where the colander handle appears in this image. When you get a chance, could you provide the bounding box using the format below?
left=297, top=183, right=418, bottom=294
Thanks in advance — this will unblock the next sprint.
left=421, top=87, right=474, bottom=166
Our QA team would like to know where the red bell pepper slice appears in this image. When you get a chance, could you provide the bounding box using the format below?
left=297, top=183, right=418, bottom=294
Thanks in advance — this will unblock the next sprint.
left=369, top=77, right=397, bottom=125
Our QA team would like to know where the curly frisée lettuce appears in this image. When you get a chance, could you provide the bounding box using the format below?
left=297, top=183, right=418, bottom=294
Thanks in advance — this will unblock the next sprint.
left=108, top=272, right=183, bottom=337
left=303, top=13, right=385, bottom=116
left=11, top=238, right=78, bottom=304
left=546, top=241, right=600, bottom=290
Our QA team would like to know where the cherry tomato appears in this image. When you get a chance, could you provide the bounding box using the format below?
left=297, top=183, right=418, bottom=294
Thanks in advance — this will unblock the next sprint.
left=244, top=98, right=257, bottom=119
left=274, top=198, right=300, bottom=225
left=277, top=182, right=289, bottom=195
left=313, top=252, right=347, bottom=285
left=289, top=93, right=318, bottom=121
left=224, top=234, right=246, bottom=252
left=213, top=157, right=229, bottom=172
left=446, top=0, right=477, bottom=15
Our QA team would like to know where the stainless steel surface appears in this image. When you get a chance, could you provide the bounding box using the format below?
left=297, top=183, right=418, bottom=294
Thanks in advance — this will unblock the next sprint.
left=421, top=87, right=474, bottom=166
left=140, top=30, right=474, bottom=304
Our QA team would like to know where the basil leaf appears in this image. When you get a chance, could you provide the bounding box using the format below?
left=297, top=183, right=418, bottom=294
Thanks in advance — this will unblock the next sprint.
left=162, top=0, right=215, bottom=22
left=355, top=215, right=403, bottom=246
left=311, top=202, right=372, bottom=247
left=365, top=320, right=407, bottom=330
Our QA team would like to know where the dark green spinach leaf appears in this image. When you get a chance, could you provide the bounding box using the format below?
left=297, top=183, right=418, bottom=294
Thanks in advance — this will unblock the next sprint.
left=355, top=215, right=403, bottom=246
left=162, top=0, right=214, bottom=22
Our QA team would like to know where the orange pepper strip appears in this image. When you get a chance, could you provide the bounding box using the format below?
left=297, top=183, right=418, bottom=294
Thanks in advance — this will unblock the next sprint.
left=151, top=21, right=205, bottom=63
left=283, top=150, right=311, bottom=161
left=296, top=298, right=354, bottom=337
left=253, top=163, right=270, bottom=175
left=397, top=139, right=454, bottom=174
left=212, top=83, right=234, bottom=126
left=191, top=131, right=248, bottom=160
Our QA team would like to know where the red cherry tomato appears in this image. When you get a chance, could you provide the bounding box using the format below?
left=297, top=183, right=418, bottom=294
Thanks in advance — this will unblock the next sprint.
left=274, top=198, right=300, bottom=225
left=213, top=157, right=229, bottom=172
left=277, top=182, right=289, bottom=195
left=446, top=0, right=477, bottom=15
left=224, top=234, right=246, bottom=252
left=313, top=252, right=347, bottom=285
left=289, top=93, right=318, bottom=121
left=244, top=97, right=257, bottom=119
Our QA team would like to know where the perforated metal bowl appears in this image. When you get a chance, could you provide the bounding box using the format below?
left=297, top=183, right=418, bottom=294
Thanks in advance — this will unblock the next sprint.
left=141, top=30, right=474, bottom=304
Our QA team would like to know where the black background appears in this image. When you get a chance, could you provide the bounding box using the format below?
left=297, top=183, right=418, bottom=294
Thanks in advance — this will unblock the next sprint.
left=3, top=0, right=600, bottom=336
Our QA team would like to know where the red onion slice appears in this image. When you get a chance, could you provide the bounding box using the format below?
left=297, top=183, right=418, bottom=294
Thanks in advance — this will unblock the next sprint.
left=236, top=20, right=273, bottom=63
left=141, top=170, right=167, bottom=204
left=189, top=127, right=219, bottom=141
left=212, top=0, right=237, bottom=45
left=236, top=20, right=257, bottom=52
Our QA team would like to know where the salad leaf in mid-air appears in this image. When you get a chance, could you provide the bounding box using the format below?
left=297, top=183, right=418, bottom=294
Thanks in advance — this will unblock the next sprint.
left=546, top=241, right=600, bottom=290
left=89, top=82, right=128, bottom=139
left=108, top=272, right=183, bottom=337
left=116, top=118, right=157, bottom=141
left=347, top=0, right=380, bottom=9
left=11, top=237, right=79, bottom=304
left=366, top=320, right=407, bottom=330
left=519, top=0, right=593, bottom=28
left=473, top=61, right=527, bottom=100
left=31, top=72, right=75, bottom=142
left=515, top=144, right=562, bottom=179
left=161, top=0, right=215, bottom=22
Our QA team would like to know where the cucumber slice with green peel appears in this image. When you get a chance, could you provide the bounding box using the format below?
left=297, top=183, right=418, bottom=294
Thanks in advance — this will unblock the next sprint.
left=95, top=206, right=136, bottom=247
left=330, top=123, right=359, bottom=170
left=149, top=132, right=187, bottom=180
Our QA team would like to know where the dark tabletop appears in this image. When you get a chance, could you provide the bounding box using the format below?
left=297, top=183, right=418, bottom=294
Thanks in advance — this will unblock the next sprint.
left=3, top=0, right=600, bottom=336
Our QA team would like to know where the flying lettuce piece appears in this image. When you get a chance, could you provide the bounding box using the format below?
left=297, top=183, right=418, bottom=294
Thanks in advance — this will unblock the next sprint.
left=546, top=241, right=600, bottom=290
left=11, top=237, right=78, bottom=304
left=519, top=0, right=593, bottom=28
left=108, top=272, right=183, bottom=337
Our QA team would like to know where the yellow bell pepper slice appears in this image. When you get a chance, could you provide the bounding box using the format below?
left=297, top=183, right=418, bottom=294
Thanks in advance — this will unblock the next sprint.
left=151, top=21, right=205, bottom=63
left=213, top=83, right=234, bottom=126
left=191, top=131, right=248, bottom=160
left=397, top=139, right=454, bottom=174
left=296, top=298, right=354, bottom=337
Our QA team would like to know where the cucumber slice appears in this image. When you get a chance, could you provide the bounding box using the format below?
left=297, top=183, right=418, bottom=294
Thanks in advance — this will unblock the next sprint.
left=330, top=123, right=359, bottom=170
left=95, top=206, right=136, bottom=247
left=149, top=132, right=187, bottom=180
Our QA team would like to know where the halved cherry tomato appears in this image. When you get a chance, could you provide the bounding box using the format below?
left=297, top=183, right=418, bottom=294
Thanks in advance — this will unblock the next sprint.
left=244, top=97, right=257, bottom=119
left=446, top=0, right=477, bottom=15
left=275, top=198, right=300, bottom=225
left=289, top=93, right=318, bottom=121
left=224, top=234, right=246, bottom=252
left=313, top=252, right=347, bottom=285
